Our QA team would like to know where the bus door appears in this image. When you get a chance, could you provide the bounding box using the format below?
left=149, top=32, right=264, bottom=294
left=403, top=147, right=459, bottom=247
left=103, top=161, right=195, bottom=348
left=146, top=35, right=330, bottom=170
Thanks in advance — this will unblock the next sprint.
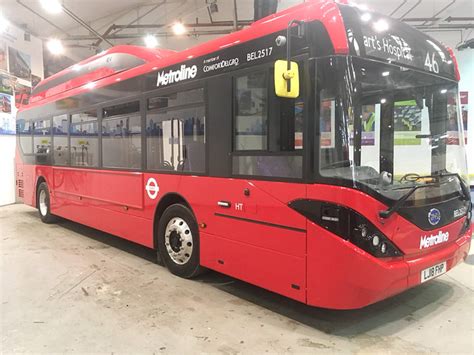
left=197, top=60, right=309, bottom=302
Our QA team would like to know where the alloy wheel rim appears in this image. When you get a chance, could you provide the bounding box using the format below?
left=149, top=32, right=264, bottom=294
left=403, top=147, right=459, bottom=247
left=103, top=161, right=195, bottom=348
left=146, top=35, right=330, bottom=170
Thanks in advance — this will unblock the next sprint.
left=164, top=217, right=193, bottom=265
left=39, top=190, right=47, bottom=216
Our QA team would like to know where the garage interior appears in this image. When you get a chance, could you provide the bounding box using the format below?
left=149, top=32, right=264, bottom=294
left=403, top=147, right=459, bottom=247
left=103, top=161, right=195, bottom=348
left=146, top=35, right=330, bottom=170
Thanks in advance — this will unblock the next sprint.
left=1, top=0, right=473, bottom=353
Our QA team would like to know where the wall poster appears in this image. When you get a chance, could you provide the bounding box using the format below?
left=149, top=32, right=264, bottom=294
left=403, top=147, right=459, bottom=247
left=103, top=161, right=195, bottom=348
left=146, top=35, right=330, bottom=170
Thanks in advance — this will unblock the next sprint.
left=8, top=46, right=31, bottom=82
left=0, top=41, right=7, bottom=71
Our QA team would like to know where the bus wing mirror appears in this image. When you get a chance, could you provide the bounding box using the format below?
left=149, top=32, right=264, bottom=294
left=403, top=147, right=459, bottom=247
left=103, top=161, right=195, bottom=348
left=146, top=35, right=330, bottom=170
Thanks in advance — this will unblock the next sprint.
left=274, top=60, right=299, bottom=98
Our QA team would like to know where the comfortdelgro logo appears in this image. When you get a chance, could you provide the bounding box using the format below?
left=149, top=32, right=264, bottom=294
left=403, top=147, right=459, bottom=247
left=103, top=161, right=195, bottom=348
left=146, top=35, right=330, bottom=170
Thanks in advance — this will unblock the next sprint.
left=157, top=64, right=198, bottom=87
left=419, top=231, right=449, bottom=249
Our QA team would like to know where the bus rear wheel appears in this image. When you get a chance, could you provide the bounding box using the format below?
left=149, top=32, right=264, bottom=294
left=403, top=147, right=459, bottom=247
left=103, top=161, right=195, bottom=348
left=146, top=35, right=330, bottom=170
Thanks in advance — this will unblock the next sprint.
left=157, top=204, right=203, bottom=278
left=37, top=182, right=57, bottom=224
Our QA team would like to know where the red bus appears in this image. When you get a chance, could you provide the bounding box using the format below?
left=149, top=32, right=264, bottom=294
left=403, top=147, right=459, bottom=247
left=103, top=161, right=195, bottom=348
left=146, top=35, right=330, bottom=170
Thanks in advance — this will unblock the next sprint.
left=16, top=0, right=472, bottom=309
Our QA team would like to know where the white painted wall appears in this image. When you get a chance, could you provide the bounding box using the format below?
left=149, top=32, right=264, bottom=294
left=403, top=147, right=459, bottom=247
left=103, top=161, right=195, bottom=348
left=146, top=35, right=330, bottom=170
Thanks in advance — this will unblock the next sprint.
left=0, top=135, right=16, bottom=206
left=455, top=49, right=474, bottom=185
left=0, top=23, right=44, bottom=206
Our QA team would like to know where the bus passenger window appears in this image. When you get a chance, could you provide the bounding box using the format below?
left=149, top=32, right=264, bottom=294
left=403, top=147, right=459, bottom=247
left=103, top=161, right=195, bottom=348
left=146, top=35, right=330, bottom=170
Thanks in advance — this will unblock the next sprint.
left=53, top=114, right=69, bottom=166
left=147, top=106, right=205, bottom=173
left=18, top=119, right=32, bottom=155
left=71, top=111, right=99, bottom=167
left=147, top=89, right=206, bottom=173
left=102, top=101, right=141, bottom=169
left=33, top=118, right=51, bottom=164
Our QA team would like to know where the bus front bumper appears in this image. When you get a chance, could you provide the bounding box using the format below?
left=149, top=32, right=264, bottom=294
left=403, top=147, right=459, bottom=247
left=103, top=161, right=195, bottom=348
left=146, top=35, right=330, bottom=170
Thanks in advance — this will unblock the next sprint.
left=307, top=225, right=471, bottom=310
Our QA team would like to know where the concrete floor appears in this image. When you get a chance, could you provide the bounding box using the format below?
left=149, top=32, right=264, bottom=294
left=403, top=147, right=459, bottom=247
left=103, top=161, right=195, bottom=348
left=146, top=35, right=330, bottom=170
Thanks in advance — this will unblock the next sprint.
left=1, top=204, right=473, bottom=354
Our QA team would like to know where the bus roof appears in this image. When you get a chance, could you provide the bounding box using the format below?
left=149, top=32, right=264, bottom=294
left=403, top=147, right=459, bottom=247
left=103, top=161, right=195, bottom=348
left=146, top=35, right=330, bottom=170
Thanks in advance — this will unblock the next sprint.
left=23, top=0, right=458, bottom=113
left=26, top=0, right=348, bottom=110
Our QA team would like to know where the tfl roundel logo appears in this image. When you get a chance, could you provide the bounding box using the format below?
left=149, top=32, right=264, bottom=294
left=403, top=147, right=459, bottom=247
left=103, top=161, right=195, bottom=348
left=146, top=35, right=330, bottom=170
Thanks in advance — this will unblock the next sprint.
left=428, top=208, right=441, bottom=226
left=145, top=178, right=159, bottom=200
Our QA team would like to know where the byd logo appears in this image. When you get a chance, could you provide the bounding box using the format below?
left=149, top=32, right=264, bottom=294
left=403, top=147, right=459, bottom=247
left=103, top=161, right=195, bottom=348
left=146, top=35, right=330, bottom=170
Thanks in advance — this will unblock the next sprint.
left=419, top=231, right=449, bottom=250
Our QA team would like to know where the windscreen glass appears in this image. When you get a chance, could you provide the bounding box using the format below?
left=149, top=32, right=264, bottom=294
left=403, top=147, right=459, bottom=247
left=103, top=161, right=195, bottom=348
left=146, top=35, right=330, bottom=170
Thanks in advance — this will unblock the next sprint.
left=317, top=56, right=468, bottom=204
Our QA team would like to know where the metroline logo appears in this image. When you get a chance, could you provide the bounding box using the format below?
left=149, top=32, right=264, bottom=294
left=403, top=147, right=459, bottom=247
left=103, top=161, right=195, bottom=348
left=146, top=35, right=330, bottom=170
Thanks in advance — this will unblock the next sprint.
left=419, top=231, right=449, bottom=250
left=156, top=64, right=198, bottom=87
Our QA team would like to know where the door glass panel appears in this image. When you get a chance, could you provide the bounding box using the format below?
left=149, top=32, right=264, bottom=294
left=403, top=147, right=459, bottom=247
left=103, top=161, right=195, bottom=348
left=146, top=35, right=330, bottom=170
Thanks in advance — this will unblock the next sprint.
left=234, top=72, right=267, bottom=151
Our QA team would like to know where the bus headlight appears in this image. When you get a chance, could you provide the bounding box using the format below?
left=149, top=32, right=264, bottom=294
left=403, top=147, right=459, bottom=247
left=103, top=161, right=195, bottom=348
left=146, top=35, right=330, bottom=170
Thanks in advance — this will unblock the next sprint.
left=289, top=199, right=403, bottom=258
left=372, top=235, right=380, bottom=246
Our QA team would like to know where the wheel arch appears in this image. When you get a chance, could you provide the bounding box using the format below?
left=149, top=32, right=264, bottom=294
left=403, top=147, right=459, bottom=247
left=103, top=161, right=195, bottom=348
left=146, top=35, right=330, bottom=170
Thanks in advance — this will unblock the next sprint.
left=152, top=192, right=194, bottom=250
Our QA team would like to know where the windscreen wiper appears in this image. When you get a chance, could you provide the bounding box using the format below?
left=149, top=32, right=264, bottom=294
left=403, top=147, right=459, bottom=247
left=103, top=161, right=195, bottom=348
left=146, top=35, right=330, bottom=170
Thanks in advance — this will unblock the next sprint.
left=379, top=172, right=471, bottom=219
left=379, top=183, right=437, bottom=219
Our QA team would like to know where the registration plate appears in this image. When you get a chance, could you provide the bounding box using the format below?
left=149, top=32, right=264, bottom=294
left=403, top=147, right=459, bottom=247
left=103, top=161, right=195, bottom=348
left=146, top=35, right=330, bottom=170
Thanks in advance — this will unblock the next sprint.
left=420, top=261, right=447, bottom=283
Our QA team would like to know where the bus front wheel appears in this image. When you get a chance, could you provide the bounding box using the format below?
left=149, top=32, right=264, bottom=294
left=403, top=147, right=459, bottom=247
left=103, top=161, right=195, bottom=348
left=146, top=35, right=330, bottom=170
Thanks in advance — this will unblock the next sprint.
left=157, top=204, right=203, bottom=278
left=37, top=182, right=57, bottom=224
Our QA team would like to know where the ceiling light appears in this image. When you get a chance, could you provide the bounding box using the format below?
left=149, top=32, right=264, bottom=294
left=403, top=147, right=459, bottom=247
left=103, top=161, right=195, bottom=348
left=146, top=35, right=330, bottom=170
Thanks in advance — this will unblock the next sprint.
left=360, top=13, right=371, bottom=22
left=0, top=13, right=9, bottom=33
left=84, top=82, right=96, bottom=90
left=440, top=89, right=448, bottom=94
left=373, top=19, right=389, bottom=32
left=144, top=34, right=158, bottom=48
left=382, top=71, right=390, bottom=77
left=40, top=0, right=62, bottom=14
left=172, top=22, right=186, bottom=35
left=47, top=38, right=64, bottom=55
left=380, top=98, right=387, bottom=104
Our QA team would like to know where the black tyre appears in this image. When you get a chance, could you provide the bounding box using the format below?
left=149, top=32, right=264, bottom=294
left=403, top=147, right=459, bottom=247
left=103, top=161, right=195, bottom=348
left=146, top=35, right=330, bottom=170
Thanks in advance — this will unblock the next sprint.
left=37, top=182, right=57, bottom=224
left=157, top=204, right=203, bottom=278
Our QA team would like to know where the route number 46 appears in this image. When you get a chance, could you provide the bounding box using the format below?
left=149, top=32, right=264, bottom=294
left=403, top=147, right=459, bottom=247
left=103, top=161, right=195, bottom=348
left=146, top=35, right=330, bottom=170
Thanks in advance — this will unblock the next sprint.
left=425, top=52, right=439, bottom=73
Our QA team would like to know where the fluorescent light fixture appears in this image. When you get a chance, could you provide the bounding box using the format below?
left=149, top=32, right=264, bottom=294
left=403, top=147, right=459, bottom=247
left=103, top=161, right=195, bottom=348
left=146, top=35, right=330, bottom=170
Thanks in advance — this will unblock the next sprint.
left=440, top=89, right=448, bottom=94
left=47, top=38, right=64, bottom=55
left=360, top=13, right=371, bottom=22
left=382, top=71, right=390, bottom=77
left=144, top=34, right=158, bottom=48
left=40, top=0, right=62, bottom=14
left=84, top=82, right=96, bottom=89
left=172, top=22, right=186, bottom=35
left=0, top=13, right=9, bottom=33
left=373, top=19, right=389, bottom=32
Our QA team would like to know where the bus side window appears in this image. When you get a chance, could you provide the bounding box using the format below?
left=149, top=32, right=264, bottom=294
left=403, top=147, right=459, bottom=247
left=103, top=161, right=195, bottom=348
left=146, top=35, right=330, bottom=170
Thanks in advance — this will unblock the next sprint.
left=146, top=88, right=206, bottom=173
left=53, top=114, right=69, bottom=166
left=102, top=101, right=141, bottom=169
left=33, top=118, right=52, bottom=165
left=18, top=119, right=32, bottom=154
left=71, top=110, right=99, bottom=167
left=232, top=64, right=304, bottom=179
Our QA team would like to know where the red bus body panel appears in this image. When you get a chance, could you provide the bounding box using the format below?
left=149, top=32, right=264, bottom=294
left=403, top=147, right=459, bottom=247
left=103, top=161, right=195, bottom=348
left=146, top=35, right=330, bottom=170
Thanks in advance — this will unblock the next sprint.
left=15, top=161, right=471, bottom=309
